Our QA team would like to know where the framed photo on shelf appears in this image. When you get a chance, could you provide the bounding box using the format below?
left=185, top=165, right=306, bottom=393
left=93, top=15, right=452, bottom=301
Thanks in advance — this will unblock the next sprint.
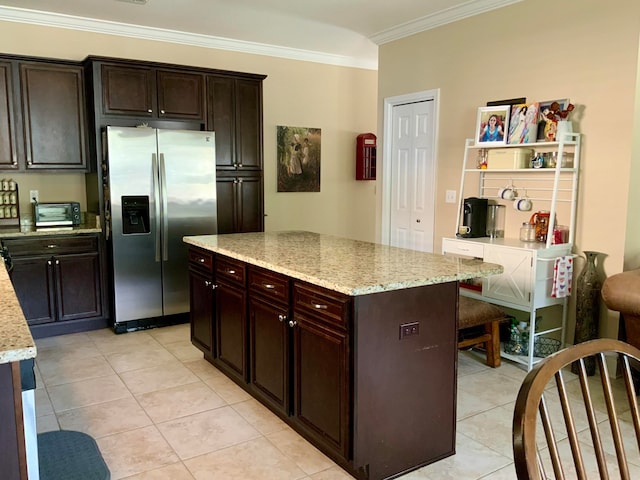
left=507, top=102, right=539, bottom=144
left=475, top=106, right=509, bottom=146
left=537, top=98, right=571, bottom=141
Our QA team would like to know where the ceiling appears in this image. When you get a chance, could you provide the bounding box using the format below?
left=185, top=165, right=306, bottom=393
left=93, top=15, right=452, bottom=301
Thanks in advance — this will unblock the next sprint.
left=0, top=0, right=521, bottom=68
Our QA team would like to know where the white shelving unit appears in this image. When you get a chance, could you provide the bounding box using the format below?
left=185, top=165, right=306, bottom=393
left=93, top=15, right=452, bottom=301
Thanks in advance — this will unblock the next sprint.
left=443, top=133, right=581, bottom=370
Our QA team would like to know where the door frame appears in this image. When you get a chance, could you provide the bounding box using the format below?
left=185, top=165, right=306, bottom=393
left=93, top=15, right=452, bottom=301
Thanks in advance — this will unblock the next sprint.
left=381, top=89, right=440, bottom=246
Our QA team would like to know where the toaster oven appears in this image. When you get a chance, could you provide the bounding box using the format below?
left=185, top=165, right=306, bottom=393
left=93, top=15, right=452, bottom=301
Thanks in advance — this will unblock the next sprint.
left=34, top=202, right=81, bottom=227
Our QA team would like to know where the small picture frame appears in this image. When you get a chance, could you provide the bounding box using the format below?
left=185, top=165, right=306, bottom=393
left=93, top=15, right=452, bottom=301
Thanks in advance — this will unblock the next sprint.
left=507, top=102, right=539, bottom=144
left=475, top=106, right=509, bottom=146
left=537, top=99, right=571, bottom=141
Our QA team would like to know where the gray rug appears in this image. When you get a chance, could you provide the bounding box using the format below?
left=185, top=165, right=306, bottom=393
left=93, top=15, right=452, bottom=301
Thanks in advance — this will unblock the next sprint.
left=38, top=430, right=110, bottom=480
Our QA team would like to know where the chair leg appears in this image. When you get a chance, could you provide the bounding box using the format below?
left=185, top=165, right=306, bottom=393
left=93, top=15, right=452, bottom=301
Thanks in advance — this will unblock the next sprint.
left=484, top=320, right=501, bottom=368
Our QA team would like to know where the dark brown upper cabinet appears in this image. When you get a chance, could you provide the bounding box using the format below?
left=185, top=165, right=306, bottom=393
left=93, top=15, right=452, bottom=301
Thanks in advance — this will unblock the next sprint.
left=207, top=75, right=262, bottom=171
left=0, top=61, right=18, bottom=170
left=101, top=63, right=205, bottom=121
left=19, top=62, right=88, bottom=170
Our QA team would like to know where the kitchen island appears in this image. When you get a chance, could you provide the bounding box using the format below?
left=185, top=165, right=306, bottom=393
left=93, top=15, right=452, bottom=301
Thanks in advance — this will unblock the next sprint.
left=0, top=259, right=37, bottom=480
left=184, top=231, right=502, bottom=480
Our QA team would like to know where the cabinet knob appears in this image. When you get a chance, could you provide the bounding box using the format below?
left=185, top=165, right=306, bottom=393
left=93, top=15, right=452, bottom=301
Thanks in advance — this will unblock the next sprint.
left=55, top=259, right=59, bottom=265
left=416, top=219, right=421, bottom=223
left=27, top=160, right=33, bottom=165
left=147, top=109, right=153, bottom=113
left=288, top=319, right=297, bottom=328
left=12, top=161, right=17, bottom=166
left=263, top=283, right=275, bottom=289
left=198, top=258, right=205, bottom=263
left=278, top=314, right=286, bottom=322
left=47, top=260, right=52, bottom=265
left=205, top=280, right=211, bottom=286
left=228, top=269, right=236, bottom=274
left=238, top=163, right=243, bottom=168
left=160, top=110, right=165, bottom=114
left=47, top=244, right=58, bottom=249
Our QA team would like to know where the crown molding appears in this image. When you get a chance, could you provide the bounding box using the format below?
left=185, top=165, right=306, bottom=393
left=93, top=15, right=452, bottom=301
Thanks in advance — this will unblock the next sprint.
left=0, top=6, right=378, bottom=70
left=370, top=0, right=523, bottom=45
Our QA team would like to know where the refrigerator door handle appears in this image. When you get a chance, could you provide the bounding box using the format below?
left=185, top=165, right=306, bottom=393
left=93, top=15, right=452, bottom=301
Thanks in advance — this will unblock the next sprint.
left=160, top=153, right=169, bottom=262
left=152, top=153, right=161, bottom=262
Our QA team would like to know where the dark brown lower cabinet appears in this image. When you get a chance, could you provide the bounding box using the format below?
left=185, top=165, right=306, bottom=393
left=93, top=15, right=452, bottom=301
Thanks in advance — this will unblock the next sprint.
left=293, top=310, right=350, bottom=460
left=188, top=246, right=458, bottom=480
left=189, top=266, right=215, bottom=358
left=248, top=267, right=291, bottom=416
left=216, top=175, right=263, bottom=234
left=3, top=235, right=107, bottom=338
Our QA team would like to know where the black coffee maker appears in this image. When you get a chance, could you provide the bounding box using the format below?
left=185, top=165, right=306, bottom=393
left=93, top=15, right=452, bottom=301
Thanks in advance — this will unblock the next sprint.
left=457, top=197, right=488, bottom=238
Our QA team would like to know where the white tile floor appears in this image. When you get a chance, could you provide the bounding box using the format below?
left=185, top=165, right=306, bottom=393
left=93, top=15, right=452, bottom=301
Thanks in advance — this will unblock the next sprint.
left=32, top=324, right=640, bottom=479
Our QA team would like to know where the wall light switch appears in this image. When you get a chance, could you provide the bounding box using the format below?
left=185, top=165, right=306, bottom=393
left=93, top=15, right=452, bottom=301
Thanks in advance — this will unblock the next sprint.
left=29, top=190, right=39, bottom=203
left=445, top=190, right=456, bottom=204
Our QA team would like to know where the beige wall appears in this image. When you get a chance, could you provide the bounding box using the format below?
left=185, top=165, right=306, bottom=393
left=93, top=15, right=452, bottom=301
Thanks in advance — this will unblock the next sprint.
left=0, top=20, right=378, bottom=241
left=377, top=0, right=640, bottom=340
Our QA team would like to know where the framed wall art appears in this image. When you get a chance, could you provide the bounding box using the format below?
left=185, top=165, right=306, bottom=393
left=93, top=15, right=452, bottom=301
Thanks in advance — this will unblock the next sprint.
left=537, top=98, right=571, bottom=141
left=507, top=102, right=539, bottom=144
left=475, top=106, right=509, bottom=146
left=277, top=126, right=322, bottom=192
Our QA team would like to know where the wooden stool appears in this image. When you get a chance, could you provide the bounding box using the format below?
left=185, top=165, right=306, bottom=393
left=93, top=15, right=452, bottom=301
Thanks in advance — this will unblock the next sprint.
left=458, top=295, right=508, bottom=368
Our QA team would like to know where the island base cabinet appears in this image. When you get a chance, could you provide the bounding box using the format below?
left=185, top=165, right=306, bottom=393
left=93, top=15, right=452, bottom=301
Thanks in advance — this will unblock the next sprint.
left=352, top=282, right=458, bottom=480
left=293, top=312, right=350, bottom=461
left=248, top=295, right=290, bottom=415
left=189, top=267, right=214, bottom=358
left=215, top=281, right=248, bottom=383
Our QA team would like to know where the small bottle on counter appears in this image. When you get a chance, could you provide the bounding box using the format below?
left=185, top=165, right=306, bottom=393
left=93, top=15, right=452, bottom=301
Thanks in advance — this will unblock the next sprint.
left=520, top=222, right=536, bottom=242
left=0, top=178, right=7, bottom=191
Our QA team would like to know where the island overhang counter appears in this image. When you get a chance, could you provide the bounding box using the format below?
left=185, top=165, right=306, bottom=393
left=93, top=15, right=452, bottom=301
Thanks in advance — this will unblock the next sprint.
left=183, top=231, right=502, bottom=480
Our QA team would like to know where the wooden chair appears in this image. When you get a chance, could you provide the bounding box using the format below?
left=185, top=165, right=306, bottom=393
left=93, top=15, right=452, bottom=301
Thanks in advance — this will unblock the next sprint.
left=512, top=338, right=640, bottom=480
left=458, top=295, right=508, bottom=368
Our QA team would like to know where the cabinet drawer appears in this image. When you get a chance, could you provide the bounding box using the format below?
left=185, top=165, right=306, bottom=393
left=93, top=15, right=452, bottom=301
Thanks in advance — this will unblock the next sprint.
left=3, top=235, right=97, bottom=256
left=293, top=282, right=351, bottom=329
left=216, top=256, right=246, bottom=286
left=188, top=247, right=213, bottom=272
left=442, top=238, right=484, bottom=258
left=249, top=267, right=289, bottom=304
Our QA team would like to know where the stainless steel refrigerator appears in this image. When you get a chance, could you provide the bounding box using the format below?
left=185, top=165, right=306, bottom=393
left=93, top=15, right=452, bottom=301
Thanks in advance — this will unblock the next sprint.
left=105, top=126, right=217, bottom=332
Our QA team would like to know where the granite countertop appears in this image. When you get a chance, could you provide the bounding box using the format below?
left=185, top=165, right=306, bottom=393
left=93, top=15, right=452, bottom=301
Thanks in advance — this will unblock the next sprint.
left=0, top=213, right=101, bottom=239
left=0, top=224, right=101, bottom=238
left=0, top=263, right=36, bottom=364
left=184, top=231, right=503, bottom=296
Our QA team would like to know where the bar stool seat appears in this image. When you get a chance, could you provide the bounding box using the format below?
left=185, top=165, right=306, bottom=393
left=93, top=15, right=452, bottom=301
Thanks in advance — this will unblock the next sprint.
left=458, top=295, right=508, bottom=367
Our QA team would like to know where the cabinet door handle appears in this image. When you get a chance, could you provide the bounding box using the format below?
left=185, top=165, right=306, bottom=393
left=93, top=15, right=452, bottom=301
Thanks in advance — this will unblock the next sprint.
left=198, top=258, right=205, bottom=263
left=47, top=244, right=58, bottom=249
left=312, top=303, right=328, bottom=310
left=278, top=314, right=286, bottom=322
left=263, top=283, right=276, bottom=289
left=227, top=269, right=236, bottom=274
left=47, top=260, right=52, bottom=265
left=288, top=319, right=297, bottom=328
left=55, top=259, right=59, bottom=265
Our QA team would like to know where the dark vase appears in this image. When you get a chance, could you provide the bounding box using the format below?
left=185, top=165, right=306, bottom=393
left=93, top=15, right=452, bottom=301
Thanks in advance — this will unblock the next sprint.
left=572, top=251, right=604, bottom=375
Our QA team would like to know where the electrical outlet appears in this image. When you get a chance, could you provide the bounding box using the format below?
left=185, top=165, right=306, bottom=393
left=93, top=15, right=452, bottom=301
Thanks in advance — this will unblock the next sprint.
left=445, top=190, right=456, bottom=204
left=399, top=322, right=420, bottom=339
left=29, top=190, right=39, bottom=203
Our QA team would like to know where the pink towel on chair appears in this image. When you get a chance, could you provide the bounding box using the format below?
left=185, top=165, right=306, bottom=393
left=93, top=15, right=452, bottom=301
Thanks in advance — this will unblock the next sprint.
left=551, top=256, right=573, bottom=298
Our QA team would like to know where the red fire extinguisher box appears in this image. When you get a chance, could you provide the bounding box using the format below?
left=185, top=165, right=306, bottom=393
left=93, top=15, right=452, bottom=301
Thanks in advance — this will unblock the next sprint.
left=356, top=133, right=376, bottom=180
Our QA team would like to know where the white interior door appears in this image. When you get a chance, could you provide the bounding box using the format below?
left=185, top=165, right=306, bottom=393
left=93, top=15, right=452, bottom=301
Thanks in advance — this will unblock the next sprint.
left=389, top=99, right=436, bottom=252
